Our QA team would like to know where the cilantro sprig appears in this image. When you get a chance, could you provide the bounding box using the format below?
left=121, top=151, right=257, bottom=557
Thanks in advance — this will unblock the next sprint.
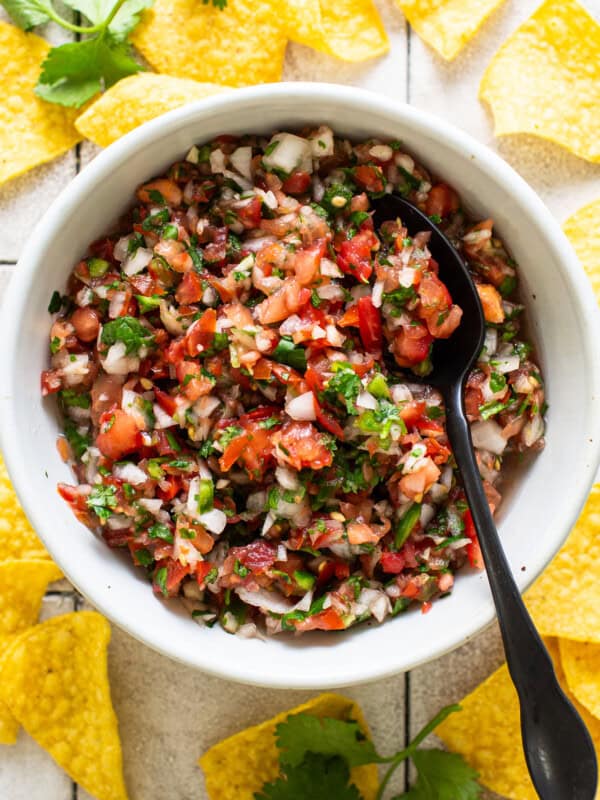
left=253, top=704, right=481, bottom=800
left=0, top=0, right=227, bottom=107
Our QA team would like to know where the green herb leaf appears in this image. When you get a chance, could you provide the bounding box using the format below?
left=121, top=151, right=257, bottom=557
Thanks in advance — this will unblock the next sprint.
left=404, top=749, right=481, bottom=800
left=321, top=184, right=353, bottom=214
left=63, top=420, right=91, bottom=458
left=62, top=0, right=152, bottom=40
left=272, top=336, right=307, bottom=372
left=395, top=502, right=421, bottom=548
left=255, top=754, right=362, bottom=800
left=148, top=522, right=173, bottom=544
left=87, top=484, right=117, bottom=521
left=36, top=38, right=143, bottom=108
left=276, top=714, right=381, bottom=768
left=101, top=315, right=154, bottom=355
left=478, top=399, right=508, bottom=420
left=322, top=362, right=361, bottom=416
left=0, top=0, right=51, bottom=30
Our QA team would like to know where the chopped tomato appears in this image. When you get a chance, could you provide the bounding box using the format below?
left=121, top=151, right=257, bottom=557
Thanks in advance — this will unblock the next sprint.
left=183, top=308, right=217, bottom=356
left=153, top=558, right=189, bottom=597
left=357, top=296, right=382, bottom=353
left=399, top=459, right=441, bottom=500
left=380, top=551, right=406, bottom=574
left=295, top=608, right=346, bottom=632
left=175, top=271, right=203, bottom=305
left=282, top=170, right=311, bottom=194
left=153, top=387, right=178, bottom=417
left=293, top=240, right=326, bottom=285
left=272, top=421, right=333, bottom=470
left=354, top=164, right=385, bottom=193
left=314, top=401, right=345, bottom=439
left=176, top=361, right=214, bottom=401
left=400, top=401, right=427, bottom=427
left=476, top=283, right=505, bottom=324
left=237, top=195, right=263, bottom=228
left=336, top=229, right=378, bottom=283
left=391, top=322, right=433, bottom=367
left=96, top=409, right=141, bottom=461
left=157, top=476, right=181, bottom=502
left=463, top=509, right=484, bottom=569
left=256, top=279, right=311, bottom=324
left=41, top=370, right=62, bottom=395
left=235, top=540, right=277, bottom=571
left=196, top=561, right=213, bottom=586
left=425, top=183, right=459, bottom=218
left=338, top=305, right=360, bottom=327
left=219, top=432, right=250, bottom=472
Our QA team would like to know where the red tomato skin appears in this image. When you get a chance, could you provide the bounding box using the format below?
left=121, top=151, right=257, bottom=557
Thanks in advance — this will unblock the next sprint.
left=237, top=196, right=262, bottom=228
left=357, top=296, right=382, bottom=353
left=175, top=271, right=203, bottom=305
left=380, top=552, right=406, bottom=574
left=282, top=171, right=311, bottom=195
left=96, top=409, right=141, bottom=461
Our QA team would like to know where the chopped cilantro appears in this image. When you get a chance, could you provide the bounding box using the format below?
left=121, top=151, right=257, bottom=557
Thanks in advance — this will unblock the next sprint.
left=101, top=316, right=154, bottom=355
left=58, top=389, right=90, bottom=409
left=87, top=484, right=117, bottom=522
left=489, top=371, right=507, bottom=393
left=311, top=289, right=322, bottom=308
left=63, top=420, right=91, bottom=459
left=234, top=559, right=250, bottom=578
left=148, top=523, right=174, bottom=544
left=322, top=362, right=361, bottom=415
left=219, top=425, right=244, bottom=449
left=48, top=290, right=63, bottom=314
left=154, top=566, right=168, bottom=596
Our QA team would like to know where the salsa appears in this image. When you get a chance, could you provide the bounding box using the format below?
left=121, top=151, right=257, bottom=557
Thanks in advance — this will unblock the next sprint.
left=43, top=128, right=546, bottom=636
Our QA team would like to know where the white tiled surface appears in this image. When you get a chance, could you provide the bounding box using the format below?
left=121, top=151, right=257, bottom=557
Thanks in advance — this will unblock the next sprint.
left=1, top=1, right=599, bottom=797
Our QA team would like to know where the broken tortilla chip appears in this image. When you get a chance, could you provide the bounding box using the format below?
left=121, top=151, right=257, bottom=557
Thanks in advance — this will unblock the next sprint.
left=200, top=693, right=378, bottom=800
left=479, top=0, right=600, bottom=163
left=563, top=198, right=600, bottom=307
left=0, top=21, right=80, bottom=185
left=525, top=484, right=600, bottom=643
left=0, top=612, right=127, bottom=800
left=437, top=638, right=600, bottom=799
left=559, top=639, right=600, bottom=721
left=76, top=74, right=230, bottom=147
left=0, top=453, right=50, bottom=561
left=0, top=559, right=63, bottom=745
left=288, top=0, right=389, bottom=62
left=397, top=0, right=505, bottom=60
left=132, top=0, right=292, bottom=86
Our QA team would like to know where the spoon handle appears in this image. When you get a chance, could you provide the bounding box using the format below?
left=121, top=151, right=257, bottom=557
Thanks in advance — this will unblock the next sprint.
left=444, top=382, right=598, bottom=798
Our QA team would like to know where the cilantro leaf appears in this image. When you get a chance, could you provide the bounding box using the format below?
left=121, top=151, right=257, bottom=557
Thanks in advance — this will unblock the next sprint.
left=403, top=750, right=481, bottom=800
left=322, top=363, right=361, bottom=415
left=100, top=315, right=154, bottom=355
left=61, top=0, right=152, bottom=40
left=255, top=754, right=362, bottom=800
left=0, top=0, right=51, bottom=29
left=87, top=484, right=117, bottom=521
left=276, top=714, right=381, bottom=768
left=36, top=38, right=142, bottom=108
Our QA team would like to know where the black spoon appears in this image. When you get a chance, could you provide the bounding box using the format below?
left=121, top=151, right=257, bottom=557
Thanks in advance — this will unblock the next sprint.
left=372, top=194, right=598, bottom=800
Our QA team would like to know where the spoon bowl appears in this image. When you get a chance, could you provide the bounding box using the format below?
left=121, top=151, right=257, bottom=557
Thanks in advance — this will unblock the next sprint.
left=372, top=193, right=598, bottom=800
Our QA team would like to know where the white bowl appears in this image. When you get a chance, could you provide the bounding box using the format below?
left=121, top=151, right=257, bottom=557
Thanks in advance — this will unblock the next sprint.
left=2, top=83, right=599, bottom=689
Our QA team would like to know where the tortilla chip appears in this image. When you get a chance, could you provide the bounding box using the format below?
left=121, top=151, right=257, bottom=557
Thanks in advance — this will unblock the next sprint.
left=563, top=198, right=600, bottom=307
left=0, top=559, right=63, bottom=745
left=0, top=453, right=50, bottom=561
left=0, top=21, right=80, bottom=185
left=525, top=484, right=600, bottom=643
left=397, top=0, right=505, bottom=60
left=132, top=0, right=291, bottom=86
left=0, top=612, right=127, bottom=800
left=200, top=693, right=378, bottom=800
left=479, top=0, right=600, bottom=163
left=559, top=639, right=600, bottom=721
left=76, top=74, right=230, bottom=147
left=288, top=0, right=389, bottom=62
left=437, top=638, right=600, bottom=799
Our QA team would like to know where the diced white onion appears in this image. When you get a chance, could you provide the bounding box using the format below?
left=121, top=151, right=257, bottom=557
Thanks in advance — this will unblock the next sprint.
left=293, top=589, right=314, bottom=612
left=286, top=391, right=317, bottom=421
left=236, top=587, right=294, bottom=615
left=113, top=462, right=147, bottom=485
left=276, top=466, right=300, bottom=491
left=482, top=328, right=498, bottom=361
left=371, top=280, right=384, bottom=308
left=491, top=354, right=520, bottom=374
left=199, top=508, right=227, bottom=535
left=229, top=146, right=253, bottom=180
left=316, top=284, right=345, bottom=302
left=391, top=384, right=413, bottom=403
left=369, top=144, right=393, bottom=162
left=153, top=403, right=176, bottom=429
left=356, top=391, right=377, bottom=410
left=109, top=291, right=128, bottom=319
left=262, top=133, right=313, bottom=175
left=262, top=511, right=276, bottom=536
left=471, top=419, right=507, bottom=455
left=522, top=414, right=544, bottom=447
left=106, top=514, right=131, bottom=530
left=122, top=247, right=153, bottom=276
left=420, top=503, right=436, bottom=527
left=185, top=145, right=199, bottom=164
left=209, top=148, right=226, bottom=173
left=138, top=498, right=163, bottom=516
left=320, top=258, right=343, bottom=278
left=394, top=153, right=414, bottom=172
left=243, top=235, right=278, bottom=253
left=113, top=235, right=132, bottom=262
left=159, top=300, right=185, bottom=336
left=399, top=267, right=416, bottom=288
left=224, top=169, right=253, bottom=192
left=309, top=126, right=334, bottom=157
left=102, top=342, right=139, bottom=375
left=193, top=395, right=220, bottom=418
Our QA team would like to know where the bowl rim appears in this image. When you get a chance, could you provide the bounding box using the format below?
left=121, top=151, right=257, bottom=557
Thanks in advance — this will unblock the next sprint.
left=2, top=82, right=600, bottom=687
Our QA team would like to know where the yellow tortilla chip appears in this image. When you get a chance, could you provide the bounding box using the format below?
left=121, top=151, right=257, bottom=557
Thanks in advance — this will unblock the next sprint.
left=0, top=21, right=80, bottom=185
left=0, top=612, right=127, bottom=800
left=479, top=0, right=600, bottom=163
left=76, top=74, right=230, bottom=147
left=563, top=198, right=600, bottom=307
left=559, top=639, right=600, bottom=721
left=397, top=0, right=505, bottom=60
left=200, top=693, right=378, bottom=800
left=132, top=0, right=292, bottom=86
left=437, top=638, right=600, bottom=799
left=0, top=559, right=63, bottom=745
left=288, top=0, right=389, bottom=62
left=0, top=453, right=50, bottom=561
left=525, top=484, right=600, bottom=643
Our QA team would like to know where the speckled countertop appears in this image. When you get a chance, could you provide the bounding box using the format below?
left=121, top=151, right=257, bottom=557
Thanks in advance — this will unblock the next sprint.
left=1, top=1, right=599, bottom=797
